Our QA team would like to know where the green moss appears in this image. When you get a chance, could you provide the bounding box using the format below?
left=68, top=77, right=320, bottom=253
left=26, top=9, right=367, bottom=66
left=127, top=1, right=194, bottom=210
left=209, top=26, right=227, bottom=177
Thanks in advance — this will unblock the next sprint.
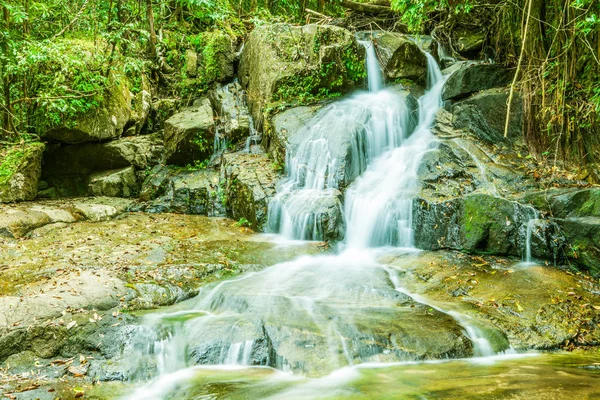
left=578, top=190, right=600, bottom=217
left=0, top=142, right=44, bottom=187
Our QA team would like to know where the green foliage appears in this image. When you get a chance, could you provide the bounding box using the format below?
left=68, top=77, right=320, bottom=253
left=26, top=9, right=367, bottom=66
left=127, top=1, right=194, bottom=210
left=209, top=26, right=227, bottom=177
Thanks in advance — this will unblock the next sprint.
left=236, top=217, right=252, bottom=227
left=184, top=159, right=210, bottom=170
left=11, top=39, right=109, bottom=132
left=0, top=148, right=24, bottom=186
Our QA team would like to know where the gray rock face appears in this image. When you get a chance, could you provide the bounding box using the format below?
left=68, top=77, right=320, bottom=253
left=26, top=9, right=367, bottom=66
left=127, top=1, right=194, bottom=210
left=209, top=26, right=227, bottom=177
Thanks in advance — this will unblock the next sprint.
left=451, top=88, right=523, bottom=143
left=134, top=165, right=224, bottom=216
left=164, top=98, right=215, bottom=165
left=373, top=32, right=428, bottom=82
left=126, top=89, right=152, bottom=136
left=556, top=217, right=600, bottom=276
left=89, top=167, right=139, bottom=198
left=209, top=82, right=252, bottom=144
left=0, top=143, right=44, bottom=203
left=45, top=77, right=132, bottom=144
left=239, top=23, right=364, bottom=123
left=266, top=105, right=321, bottom=165
left=221, top=150, right=279, bottom=230
left=269, top=190, right=345, bottom=242
left=0, top=197, right=132, bottom=238
left=442, top=63, right=513, bottom=101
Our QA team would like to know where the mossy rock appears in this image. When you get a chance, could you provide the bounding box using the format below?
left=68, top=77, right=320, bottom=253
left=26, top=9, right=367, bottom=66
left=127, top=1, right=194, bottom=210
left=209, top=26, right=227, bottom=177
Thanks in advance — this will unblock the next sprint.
left=373, top=32, right=428, bottom=82
left=0, top=142, right=45, bottom=203
left=238, top=23, right=366, bottom=124
left=45, top=75, right=133, bottom=144
left=413, top=194, right=548, bottom=257
left=163, top=98, right=215, bottom=166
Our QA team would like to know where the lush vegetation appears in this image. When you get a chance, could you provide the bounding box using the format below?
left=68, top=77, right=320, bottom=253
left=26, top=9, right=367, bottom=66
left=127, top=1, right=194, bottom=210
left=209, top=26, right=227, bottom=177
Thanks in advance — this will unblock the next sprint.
left=1, top=0, right=598, bottom=170
left=388, top=0, right=599, bottom=167
left=0, top=0, right=339, bottom=142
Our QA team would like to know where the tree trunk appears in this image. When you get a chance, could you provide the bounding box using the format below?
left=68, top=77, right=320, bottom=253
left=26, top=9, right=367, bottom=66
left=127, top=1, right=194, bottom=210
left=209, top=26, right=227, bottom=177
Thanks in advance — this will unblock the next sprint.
left=147, top=0, right=157, bottom=57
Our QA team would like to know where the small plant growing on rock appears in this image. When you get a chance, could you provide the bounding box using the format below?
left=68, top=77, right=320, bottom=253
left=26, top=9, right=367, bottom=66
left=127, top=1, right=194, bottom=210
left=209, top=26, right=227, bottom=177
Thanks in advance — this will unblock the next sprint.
left=236, top=217, right=252, bottom=227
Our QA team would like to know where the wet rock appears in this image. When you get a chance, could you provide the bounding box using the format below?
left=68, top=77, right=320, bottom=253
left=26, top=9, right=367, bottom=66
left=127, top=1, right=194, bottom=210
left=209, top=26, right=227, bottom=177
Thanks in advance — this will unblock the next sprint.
left=209, top=81, right=252, bottom=144
left=183, top=259, right=474, bottom=377
left=413, top=193, right=544, bottom=257
left=164, top=98, right=215, bottom=165
left=442, top=63, right=513, bottom=101
left=221, top=150, right=279, bottom=230
left=265, top=105, right=321, bottom=165
left=451, top=88, right=523, bottom=143
left=385, top=251, right=600, bottom=351
left=269, top=189, right=344, bottom=242
left=549, top=188, right=600, bottom=218
left=89, top=167, right=139, bottom=198
left=135, top=166, right=223, bottom=216
left=45, top=77, right=132, bottom=144
left=373, top=32, right=428, bottom=82
left=0, top=142, right=45, bottom=203
left=555, top=217, right=600, bottom=276
left=239, top=24, right=364, bottom=122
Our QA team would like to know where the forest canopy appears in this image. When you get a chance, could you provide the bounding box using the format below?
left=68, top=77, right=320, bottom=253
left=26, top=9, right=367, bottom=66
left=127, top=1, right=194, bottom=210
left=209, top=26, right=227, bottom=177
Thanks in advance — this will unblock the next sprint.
left=0, top=0, right=598, bottom=168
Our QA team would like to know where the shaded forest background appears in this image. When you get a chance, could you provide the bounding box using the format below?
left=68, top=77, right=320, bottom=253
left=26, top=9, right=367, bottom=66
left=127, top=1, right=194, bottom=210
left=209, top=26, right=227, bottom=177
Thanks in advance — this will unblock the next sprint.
left=0, top=0, right=598, bottom=171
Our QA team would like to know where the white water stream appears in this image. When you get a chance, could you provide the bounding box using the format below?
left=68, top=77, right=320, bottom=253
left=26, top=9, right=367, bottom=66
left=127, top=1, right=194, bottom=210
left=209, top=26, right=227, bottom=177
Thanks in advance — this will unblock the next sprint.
left=122, top=39, right=506, bottom=399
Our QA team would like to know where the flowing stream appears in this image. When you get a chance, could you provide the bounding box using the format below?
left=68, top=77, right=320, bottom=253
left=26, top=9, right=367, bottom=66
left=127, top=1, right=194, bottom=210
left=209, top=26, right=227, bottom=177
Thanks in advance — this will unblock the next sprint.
left=120, top=41, right=520, bottom=399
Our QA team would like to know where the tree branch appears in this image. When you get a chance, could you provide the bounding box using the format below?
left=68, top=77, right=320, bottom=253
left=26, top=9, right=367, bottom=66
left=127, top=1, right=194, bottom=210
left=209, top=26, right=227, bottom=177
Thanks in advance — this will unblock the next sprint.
left=340, top=0, right=393, bottom=14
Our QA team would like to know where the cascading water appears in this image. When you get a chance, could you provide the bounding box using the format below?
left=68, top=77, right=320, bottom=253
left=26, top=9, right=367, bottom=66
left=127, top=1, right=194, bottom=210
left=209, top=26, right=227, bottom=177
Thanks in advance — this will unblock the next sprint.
left=267, top=39, right=417, bottom=241
left=121, top=39, right=506, bottom=399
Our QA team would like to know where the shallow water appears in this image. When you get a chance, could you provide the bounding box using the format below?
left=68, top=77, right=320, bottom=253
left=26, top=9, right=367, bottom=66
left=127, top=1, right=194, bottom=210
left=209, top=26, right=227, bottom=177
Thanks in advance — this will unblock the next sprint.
left=92, top=352, right=600, bottom=399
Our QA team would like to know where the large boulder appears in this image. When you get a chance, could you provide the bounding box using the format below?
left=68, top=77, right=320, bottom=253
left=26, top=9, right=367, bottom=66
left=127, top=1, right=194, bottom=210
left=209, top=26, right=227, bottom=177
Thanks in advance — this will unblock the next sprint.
left=134, top=165, right=223, bottom=216
left=198, top=30, right=237, bottom=83
left=88, top=167, right=139, bottom=198
left=238, top=24, right=365, bottom=123
left=45, top=77, right=133, bottom=144
left=125, top=89, right=152, bottom=136
left=164, top=98, right=215, bottom=165
left=451, top=88, right=523, bottom=143
left=556, top=217, right=600, bottom=276
left=268, top=189, right=344, bottom=242
left=442, top=63, right=513, bottom=101
left=220, top=150, right=279, bottom=230
left=373, top=32, right=428, bottom=82
left=413, top=194, right=553, bottom=257
left=0, top=143, right=45, bottom=203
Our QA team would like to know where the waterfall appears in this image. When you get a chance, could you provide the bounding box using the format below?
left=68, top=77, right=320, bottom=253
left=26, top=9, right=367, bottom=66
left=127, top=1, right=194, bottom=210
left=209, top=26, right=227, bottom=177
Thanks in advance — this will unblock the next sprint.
left=121, top=40, right=505, bottom=399
left=358, top=40, right=384, bottom=92
left=267, top=42, right=415, bottom=241
left=344, top=52, right=445, bottom=249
